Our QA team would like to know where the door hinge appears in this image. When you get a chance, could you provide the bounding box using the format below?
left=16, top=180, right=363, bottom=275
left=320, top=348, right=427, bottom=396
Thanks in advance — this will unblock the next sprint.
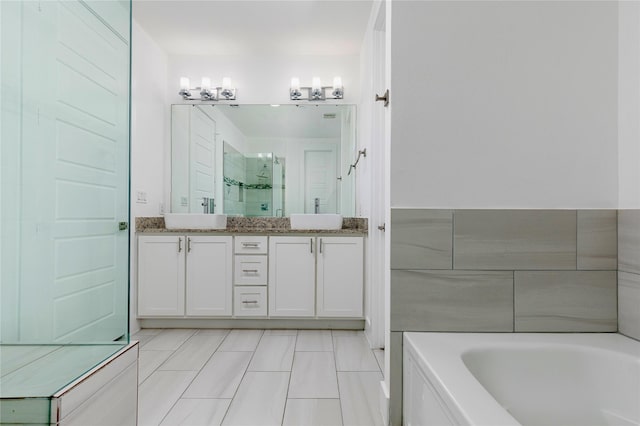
left=377, top=223, right=386, bottom=232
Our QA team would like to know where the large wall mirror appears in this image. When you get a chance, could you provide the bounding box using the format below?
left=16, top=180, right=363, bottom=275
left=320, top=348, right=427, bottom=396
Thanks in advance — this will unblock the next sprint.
left=171, top=104, right=356, bottom=217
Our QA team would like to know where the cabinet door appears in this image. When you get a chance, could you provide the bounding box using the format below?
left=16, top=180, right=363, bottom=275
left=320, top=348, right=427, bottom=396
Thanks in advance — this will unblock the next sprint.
left=186, top=236, right=232, bottom=316
left=138, top=236, right=185, bottom=316
left=268, top=237, right=316, bottom=317
left=317, top=237, right=363, bottom=317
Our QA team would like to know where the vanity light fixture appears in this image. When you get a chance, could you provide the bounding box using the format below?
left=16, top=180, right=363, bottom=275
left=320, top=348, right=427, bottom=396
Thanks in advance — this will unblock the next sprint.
left=178, top=76, right=237, bottom=101
left=290, top=76, right=344, bottom=101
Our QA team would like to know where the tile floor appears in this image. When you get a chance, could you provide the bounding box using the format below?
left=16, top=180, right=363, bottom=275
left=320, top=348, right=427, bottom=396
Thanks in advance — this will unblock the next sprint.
left=133, top=329, right=385, bottom=426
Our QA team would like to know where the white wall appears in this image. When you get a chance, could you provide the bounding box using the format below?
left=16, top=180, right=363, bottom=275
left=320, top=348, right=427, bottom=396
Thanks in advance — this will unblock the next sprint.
left=167, top=54, right=360, bottom=105
left=390, top=1, right=619, bottom=209
left=130, top=21, right=169, bottom=333
left=618, top=2, right=640, bottom=209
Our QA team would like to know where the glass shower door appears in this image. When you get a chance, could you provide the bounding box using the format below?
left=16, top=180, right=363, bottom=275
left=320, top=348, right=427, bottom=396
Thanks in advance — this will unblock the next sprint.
left=16, top=0, right=130, bottom=343
left=1, top=0, right=131, bottom=422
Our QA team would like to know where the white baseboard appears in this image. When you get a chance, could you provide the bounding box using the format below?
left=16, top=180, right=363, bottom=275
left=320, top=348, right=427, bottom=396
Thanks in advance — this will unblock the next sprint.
left=379, top=380, right=390, bottom=426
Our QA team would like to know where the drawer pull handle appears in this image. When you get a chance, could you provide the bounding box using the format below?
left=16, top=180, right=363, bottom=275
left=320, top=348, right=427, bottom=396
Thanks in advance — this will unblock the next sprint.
left=242, top=269, right=259, bottom=273
left=242, top=300, right=258, bottom=304
left=178, top=238, right=182, bottom=252
left=242, top=242, right=259, bottom=247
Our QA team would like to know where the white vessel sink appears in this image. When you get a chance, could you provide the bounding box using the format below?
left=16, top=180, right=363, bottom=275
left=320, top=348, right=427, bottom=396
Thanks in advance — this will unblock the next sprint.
left=290, top=214, right=343, bottom=230
left=164, top=213, right=228, bottom=230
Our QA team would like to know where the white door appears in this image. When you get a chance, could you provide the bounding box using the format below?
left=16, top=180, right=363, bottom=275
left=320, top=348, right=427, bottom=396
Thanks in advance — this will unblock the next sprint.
left=304, top=148, right=338, bottom=214
left=19, top=0, right=130, bottom=342
left=268, top=236, right=316, bottom=317
left=317, top=237, right=364, bottom=318
left=186, top=236, right=232, bottom=316
left=138, top=236, right=185, bottom=317
left=190, top=107, right=216, bottom=212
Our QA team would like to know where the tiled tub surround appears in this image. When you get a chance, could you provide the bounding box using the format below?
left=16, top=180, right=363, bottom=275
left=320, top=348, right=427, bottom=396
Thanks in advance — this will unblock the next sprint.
left=619, top=210, right=640, bottom=341
left=391, top=209, right=618, bottom=333
left=135, top=216, right=368, bottom=234
left=388, top=209, right=623, bottom=426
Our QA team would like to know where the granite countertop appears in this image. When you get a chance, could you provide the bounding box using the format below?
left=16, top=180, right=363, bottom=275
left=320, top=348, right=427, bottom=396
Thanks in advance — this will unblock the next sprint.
left=135, top=216, right=368, bottom=235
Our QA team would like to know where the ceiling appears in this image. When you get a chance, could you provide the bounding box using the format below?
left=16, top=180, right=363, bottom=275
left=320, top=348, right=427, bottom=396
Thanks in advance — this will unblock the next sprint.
left=132, top=1, right=374, bottom=56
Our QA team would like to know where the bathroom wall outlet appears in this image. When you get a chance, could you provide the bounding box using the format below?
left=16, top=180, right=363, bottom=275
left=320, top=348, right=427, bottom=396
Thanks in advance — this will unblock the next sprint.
left=136, top=191, right=147, bottom=204
left=159, top=202, right=165, bottom=215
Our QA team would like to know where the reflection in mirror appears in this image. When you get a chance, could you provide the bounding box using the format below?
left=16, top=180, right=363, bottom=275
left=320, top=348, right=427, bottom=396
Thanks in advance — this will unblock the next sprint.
left=171, top=104, right=356, bottom=217
left=223, top=148, right=286, bottom=217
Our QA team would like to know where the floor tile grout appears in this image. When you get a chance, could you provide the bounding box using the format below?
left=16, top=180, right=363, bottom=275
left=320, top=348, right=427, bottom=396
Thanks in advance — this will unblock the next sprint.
left=135, top=328, right=384, bottom=426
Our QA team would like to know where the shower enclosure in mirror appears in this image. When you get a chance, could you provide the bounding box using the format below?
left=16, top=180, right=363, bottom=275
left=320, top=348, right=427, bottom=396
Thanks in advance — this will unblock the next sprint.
left=223, top=145, right=286, bottom=217
left=171, top=104, right=356, bottom=217
left=1, top=1, right=131, bottom=423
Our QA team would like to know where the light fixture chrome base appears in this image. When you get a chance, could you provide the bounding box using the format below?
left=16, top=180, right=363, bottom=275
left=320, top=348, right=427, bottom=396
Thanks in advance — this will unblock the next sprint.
left=180, top=87, right=237, bottom=101
left=290, top=86, right=343, bottom=101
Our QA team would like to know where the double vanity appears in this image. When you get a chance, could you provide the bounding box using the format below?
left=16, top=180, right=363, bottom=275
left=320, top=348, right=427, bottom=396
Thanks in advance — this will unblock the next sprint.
left=136, top=214, right=367, bottom=328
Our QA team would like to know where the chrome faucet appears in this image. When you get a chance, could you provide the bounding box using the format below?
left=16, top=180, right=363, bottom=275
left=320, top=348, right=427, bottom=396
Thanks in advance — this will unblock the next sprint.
left=314, top=198, right=320, bottom=214
left=202, top=197, right=214, bottom=214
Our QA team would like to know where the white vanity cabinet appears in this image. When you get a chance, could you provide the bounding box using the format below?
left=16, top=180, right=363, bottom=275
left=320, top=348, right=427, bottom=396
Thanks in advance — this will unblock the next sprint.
left=268, top=237, right=317, bottom=317
left=317, top=236, right=364, bottom=317
left=185, top=236, right=233, bottom=316
left=137, top=235, right=232, bottom=317
left=138, top=233, right=364, bottom=320
left=233, top=236, right=268, bottom=317
left=268, top=236, right=364, bottom=318
left=138, top=235, right=185, bottom=316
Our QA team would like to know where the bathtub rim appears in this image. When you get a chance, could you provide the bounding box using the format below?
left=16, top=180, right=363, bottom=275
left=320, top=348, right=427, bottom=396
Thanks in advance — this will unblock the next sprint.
left=403, top=332, right=640, bottom=426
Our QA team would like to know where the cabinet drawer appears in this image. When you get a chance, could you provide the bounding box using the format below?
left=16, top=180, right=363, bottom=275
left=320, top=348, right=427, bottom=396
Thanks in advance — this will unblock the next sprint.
left=235, top=236, right=268, bottom=254
left=234, top=255, right=268, bottom=285
left=234, top=287, right=267, bottom=317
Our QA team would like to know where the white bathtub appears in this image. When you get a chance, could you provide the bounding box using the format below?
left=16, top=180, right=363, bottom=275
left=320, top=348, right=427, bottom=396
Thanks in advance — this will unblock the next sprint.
left=403, top=333, right=640, bottom=426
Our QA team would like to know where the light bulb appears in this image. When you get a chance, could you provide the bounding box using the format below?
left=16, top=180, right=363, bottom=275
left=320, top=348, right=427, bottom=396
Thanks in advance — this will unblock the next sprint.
left=332, top=76, right=344, bottom=99
left=180, top=77, right=190, bottom=90
left=222, top=77, right=232, bottom=90
left=201, top=77, right=211, bottom=90
left=290, top=77, right=300, bottom=91
left=312, top=77, right=322, bottom=91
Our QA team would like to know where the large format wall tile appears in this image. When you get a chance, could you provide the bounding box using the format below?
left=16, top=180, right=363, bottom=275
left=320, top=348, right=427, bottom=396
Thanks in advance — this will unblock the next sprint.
left=619, top=210, right=640, bottom=274
left=391, top=270, right=513, bottom=331
left=389, top=332, right=403, bottom=426
left=619, top=272, right=640, bottom=340
left=391, top=209, right=453, bottom=269
left=454, top=210, right=577, bottom=270
left=577, top=210, right=617, bottom=270
left=515, top=271, right=617, bottom=332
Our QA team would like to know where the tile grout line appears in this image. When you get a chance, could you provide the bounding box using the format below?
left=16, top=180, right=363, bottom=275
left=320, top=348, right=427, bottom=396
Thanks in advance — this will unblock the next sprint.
left=331, top=330, right=346, bottom=426
left=279, top=333, right=298, bottom=425
left=155, top=329, right=225, bottom=425
left=137, top=328, right=198, bottom=389
left=219, top=329, right=265, bottom=425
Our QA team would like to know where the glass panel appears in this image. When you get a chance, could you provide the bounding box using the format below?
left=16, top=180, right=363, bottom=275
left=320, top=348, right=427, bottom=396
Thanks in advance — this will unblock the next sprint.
left=1, top=1, right=131, bottom=423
